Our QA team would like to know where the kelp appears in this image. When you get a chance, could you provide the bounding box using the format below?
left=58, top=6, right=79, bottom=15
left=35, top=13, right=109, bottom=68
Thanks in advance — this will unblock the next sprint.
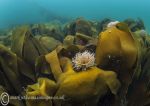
left=125, top=34, right=150, bottom=106
left=0, top=44, right=22, bottom=94
left=96, top=23, right=138, bottom=99
left=0, top=44, right=38, bottom=106
left=124, top=18, right=145, bottom=32
left=45, top=50, right=62, bottom=81
left=11, top=26, right=48, bottom=68
left=29, top=45, right=121, bottom=106
left=26, top=78, right=58, bottom=106
left=75, top=32, right=96, bottom=45
left=95, top=22, right=150, bottom=105
left=64, top=18, right=93, bottom=36
left=0, top=19, right=150, bottom=106
left=31, top=22, right=65, bottom=41
left=38, top=36, right=62, bottom=52
left=0, top=44, right=36, bottom=93
left=57, top=44, right=81, bottom=59
left=42, top=49, right=120, bottom=105
left=63, top=35, right=75, bottom=47
left=35, top=55, right=55, bottom=80
left=35, top=44, right=81, bottom=81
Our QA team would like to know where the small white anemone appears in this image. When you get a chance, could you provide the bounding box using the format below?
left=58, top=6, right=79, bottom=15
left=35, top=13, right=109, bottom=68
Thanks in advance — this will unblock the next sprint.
left=72, top=50, right=95, bottom=71
left=107, top=21, right=120, bottom=28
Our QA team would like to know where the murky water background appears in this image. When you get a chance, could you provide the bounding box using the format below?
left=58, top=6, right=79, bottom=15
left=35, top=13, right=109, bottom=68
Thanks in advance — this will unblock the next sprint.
left=0, top=0, right=150, bottom=32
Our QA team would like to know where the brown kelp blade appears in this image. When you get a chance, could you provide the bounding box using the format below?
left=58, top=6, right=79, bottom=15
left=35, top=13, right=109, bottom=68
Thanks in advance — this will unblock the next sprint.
left=0, top=44, right=36, bottom=95
left=35, top=55, right=55, bottom=80
left=95, top=22, right=138, bottom=99
left=124, top=34, right=150, bottom=106
left=0, top=44, right=22, bottom=94
left=11, top=26, right=48, bottom=67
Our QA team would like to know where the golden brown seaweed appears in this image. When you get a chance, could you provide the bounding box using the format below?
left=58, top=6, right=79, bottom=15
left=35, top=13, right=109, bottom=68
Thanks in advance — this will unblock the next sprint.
left=43, top=50, right=120, bottom=105
left=95, top=22, right=138, bottom=98
left=26, top=78, right=57, bottom=106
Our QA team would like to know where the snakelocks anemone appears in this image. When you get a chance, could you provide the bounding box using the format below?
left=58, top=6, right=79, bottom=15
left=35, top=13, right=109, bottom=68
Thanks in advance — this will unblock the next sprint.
left=72, top=50, right=95, bottom=71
